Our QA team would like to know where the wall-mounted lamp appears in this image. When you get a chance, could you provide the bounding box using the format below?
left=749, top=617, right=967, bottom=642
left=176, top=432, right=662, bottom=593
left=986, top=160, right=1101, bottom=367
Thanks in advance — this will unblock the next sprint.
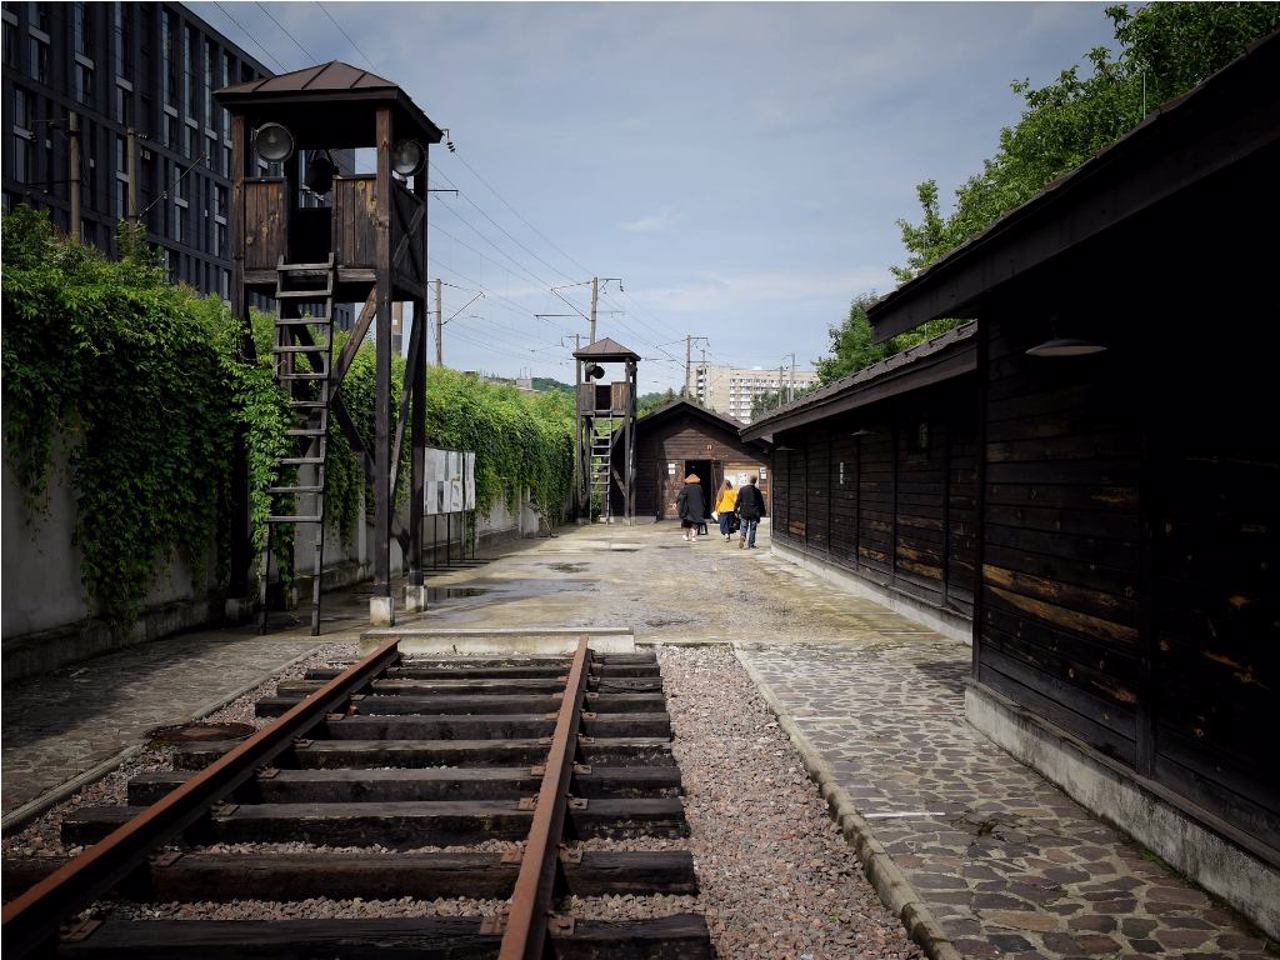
left=1026, top=313, right=1106, bottom=357
left=254, top=122, right=294, bottom=162
left=392, top=139, right=426, bottom=176
left=850, top=428, right=874, bottom=438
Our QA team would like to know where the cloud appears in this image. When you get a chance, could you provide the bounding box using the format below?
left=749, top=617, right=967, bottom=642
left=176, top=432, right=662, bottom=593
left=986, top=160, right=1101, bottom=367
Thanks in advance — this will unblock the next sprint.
left=620, top=207, right=682, bottom=234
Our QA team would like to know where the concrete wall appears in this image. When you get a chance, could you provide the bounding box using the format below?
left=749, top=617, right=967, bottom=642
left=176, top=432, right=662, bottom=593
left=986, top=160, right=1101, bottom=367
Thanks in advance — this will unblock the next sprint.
left=2, top=437, right=552, bottom=680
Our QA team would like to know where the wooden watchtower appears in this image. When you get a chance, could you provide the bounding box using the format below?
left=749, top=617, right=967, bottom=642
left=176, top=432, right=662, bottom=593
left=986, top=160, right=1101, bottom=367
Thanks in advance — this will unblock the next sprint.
left=573, top=338, right=639, bottom=524
left=216, top=62, right=442, bottom=631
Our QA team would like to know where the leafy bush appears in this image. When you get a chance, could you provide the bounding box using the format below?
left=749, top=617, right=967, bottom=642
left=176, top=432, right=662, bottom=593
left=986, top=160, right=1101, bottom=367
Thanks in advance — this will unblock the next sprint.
left=2, top=207, right=575, bottom=630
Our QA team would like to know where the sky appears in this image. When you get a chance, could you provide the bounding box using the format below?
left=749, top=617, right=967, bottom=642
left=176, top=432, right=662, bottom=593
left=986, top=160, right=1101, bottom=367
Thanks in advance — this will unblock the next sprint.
left=194, top=1, right=1120, bottom=394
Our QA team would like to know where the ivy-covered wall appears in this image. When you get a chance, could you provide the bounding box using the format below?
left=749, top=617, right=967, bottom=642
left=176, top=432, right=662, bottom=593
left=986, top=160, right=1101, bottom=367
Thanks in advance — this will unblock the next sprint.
left=1, top=207, right=574, bottom=664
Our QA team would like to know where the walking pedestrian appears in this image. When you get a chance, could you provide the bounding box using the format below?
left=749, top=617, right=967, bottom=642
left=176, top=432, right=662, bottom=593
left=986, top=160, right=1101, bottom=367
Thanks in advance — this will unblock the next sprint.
left=676, top=474, right=706, bottom=542
left=735, top=475, right=764, bottom=549
left=714, top=479, right=737, bottom=541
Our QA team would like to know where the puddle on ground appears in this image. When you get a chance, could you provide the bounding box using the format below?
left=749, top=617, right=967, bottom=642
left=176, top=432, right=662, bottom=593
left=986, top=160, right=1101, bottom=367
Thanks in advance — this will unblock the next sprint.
left=546, top=562, right=590, bottom=574
left=427, top=586, right=491, bottom=602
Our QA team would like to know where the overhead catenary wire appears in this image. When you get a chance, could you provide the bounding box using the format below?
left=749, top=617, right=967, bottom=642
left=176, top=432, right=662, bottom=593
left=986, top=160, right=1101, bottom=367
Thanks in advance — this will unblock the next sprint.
left=315, top=1, right=378, bottom=71
left=211, top=2, right=291, bottom=72
left=255, top=2, right=317, bottom=62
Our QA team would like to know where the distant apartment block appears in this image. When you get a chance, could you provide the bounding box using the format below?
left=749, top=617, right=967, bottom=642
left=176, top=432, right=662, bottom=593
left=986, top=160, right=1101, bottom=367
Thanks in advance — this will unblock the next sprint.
left=2, top=2, right=351, bottom=323
left=688, top=363, right=819, bottom=424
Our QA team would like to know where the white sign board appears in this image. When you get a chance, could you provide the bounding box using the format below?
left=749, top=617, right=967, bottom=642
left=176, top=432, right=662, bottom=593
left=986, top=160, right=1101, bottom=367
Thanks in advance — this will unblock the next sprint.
left=424, top=447, right=476, bottom=515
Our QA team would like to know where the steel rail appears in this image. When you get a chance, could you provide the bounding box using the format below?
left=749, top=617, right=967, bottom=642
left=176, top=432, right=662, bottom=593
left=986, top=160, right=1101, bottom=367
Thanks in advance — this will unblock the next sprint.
left=498, top=637, right=591, bottom=960
left=2, top=638, right=402, bottom=957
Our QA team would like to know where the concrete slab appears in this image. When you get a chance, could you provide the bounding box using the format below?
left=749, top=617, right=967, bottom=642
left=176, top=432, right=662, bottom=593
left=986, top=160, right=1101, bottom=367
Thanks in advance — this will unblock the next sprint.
left=361, top=625, right=635, bottom=655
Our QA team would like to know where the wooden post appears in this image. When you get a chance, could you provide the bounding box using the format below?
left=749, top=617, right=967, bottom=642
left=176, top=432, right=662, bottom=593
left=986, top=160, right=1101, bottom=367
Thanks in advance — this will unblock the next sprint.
left=941, top=414, right=952, bottom=609
left=409, top=166, right=429, bottom=593
left=971, top=318, right=990, bottom=674
left=227, top=113, right=253, bottom=602
left=371, top=106, right=394, bottom=623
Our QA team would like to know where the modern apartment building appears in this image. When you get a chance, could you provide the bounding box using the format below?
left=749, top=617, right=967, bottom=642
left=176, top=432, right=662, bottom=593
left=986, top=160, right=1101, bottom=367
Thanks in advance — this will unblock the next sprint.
left=689, top=363, right=819, bottom=424
left=1, top=2, right=351, bottom=323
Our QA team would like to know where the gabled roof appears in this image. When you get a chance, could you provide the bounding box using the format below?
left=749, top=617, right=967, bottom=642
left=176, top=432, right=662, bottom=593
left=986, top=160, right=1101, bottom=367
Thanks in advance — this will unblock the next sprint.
left=573, top=337, right=640, bottom=362
left=216, top=60, right=443, bottom=147
left=741, top=321, right=977, bottom=442
left=632, top=399, right=769, bottom=452
left=867, top=30, right=1280, bottom=340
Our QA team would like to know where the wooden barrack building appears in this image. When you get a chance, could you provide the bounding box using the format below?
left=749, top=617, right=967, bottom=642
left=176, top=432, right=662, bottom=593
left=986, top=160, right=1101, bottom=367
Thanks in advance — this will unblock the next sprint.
left=863, top=31, right=1279, bottom=934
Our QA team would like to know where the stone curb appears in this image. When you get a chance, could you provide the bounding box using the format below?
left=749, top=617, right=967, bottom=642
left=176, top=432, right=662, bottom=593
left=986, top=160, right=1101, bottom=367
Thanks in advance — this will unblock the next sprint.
left=1, top=641, right=327, bottom=833
left=733, top=647, right=963, bottom=960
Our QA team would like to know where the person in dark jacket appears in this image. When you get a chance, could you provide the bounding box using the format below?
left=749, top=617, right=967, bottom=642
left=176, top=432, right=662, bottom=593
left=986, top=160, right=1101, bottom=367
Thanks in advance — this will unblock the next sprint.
left=734, top=475, right=765, bottom=549
left=675, top=473, right=706, bottom=542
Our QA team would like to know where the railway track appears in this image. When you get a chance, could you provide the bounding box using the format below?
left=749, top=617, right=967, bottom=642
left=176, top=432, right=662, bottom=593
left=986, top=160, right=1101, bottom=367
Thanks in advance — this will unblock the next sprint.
left=2, top=639, right=711, bottom=958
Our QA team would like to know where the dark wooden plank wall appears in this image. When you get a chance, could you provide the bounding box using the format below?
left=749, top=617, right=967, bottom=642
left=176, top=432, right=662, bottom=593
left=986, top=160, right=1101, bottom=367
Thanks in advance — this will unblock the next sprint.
left=243, top=178, right=286, bottom=271
left=631, top=416, right=769, bottom=519
left=977, top=316, right=1144, bottom=767
left=334, top=175, right=378, bottom=268
left=770, top=378, right=978, bottom=618
left=979, top=207, right=1279, bottom=859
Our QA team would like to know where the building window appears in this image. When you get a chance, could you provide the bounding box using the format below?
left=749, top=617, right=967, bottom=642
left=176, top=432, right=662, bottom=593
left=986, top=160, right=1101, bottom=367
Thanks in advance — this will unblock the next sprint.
left=76, top=62, right=95, bottom=106
left=112, top=2, right=133, bottom=79
left=186, top=124, right=199, bottom=160
left=219, top=268, right=230, bottom=300
left=223, top=142, right=232, bottom=177
left=214, top=183, right=227, bottom=219
left=221, top=53, right=233, bottom=134
left=203, top=40, right=217, bottom=129
left=3, top=11, right=17, bottom=68
left=115, top=178, right=128, bottom=218
left=183, top=26, right=197, bottom=120
left=174, top=200, right=188, bottom=244
left=73, top=2, right=93, bottom=55
left=161, top=10, right=177, bottom=106
left=114, top=84, right=131, bottom=125
left=163, top=109, right=177, bottom=149
left=215, top=221, right=227, bottom=258
left=29, top=34, right=48, bottom=83
left=12, top=131, right=33, bottom=183
left=14, top=87, right=33, bottom=131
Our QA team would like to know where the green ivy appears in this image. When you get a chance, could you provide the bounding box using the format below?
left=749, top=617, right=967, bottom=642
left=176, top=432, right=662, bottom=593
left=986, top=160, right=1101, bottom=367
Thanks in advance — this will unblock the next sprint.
left=3, top=208, right=245, bottom=628
left=3, top=207, right=575, bottom=633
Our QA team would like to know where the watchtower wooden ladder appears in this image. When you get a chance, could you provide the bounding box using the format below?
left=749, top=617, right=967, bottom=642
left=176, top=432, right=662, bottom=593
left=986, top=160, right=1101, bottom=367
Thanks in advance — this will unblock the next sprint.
left=260, top=255, right=338, bottom=636
left=590, top=417, right=615, bottom=522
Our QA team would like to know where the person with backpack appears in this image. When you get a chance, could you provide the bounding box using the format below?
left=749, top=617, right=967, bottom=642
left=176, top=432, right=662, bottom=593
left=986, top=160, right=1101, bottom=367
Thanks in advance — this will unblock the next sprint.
left=714, top=479, right=738, bottom=541
left=734, top=475, right=765, bottom=549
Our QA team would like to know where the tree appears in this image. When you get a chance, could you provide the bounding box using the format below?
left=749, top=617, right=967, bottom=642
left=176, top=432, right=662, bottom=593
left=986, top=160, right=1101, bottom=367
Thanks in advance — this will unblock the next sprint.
left=750, top=389, right=789, bottom=421
left=814, top=293, right=887, bottom=384
left=894, top=3, right=1280, bottom=281
left=638, top=388, right=677, bottom=417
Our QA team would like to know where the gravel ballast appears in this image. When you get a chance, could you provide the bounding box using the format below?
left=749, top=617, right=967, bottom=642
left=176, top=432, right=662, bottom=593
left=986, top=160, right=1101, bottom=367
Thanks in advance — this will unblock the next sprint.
left=658, top=645, right=923, bottom=959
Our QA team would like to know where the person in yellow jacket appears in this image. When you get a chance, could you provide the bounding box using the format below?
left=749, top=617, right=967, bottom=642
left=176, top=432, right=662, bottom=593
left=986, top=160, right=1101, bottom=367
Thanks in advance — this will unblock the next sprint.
left=714, top=479, right=738, bottom=541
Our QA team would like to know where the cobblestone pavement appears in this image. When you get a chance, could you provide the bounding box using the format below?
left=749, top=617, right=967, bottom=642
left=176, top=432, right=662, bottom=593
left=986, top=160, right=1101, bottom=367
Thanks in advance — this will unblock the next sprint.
left=737, top=632, right=1276, bottom=959
left=2, top=629, right=324, bottom=816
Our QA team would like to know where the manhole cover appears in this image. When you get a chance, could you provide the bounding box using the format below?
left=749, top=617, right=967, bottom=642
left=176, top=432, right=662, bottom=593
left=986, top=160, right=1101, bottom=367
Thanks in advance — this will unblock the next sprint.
left=148, top=721, right=257, bottom=744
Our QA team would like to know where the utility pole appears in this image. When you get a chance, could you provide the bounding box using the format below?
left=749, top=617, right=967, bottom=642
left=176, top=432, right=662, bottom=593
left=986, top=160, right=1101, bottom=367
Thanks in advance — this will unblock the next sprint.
left=699, top=345, right=707, bottom=404
left=589, top=277, right=598, bottom=344
left=68, top=112, right=81, bottom=241
left=684, top=335, right=709, bottom=397
left=434, top=278, right=443, bottom=367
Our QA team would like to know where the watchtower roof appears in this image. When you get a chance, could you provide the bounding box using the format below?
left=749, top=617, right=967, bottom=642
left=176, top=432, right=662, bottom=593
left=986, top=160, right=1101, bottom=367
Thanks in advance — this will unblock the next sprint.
left=216, top=60, right=442, bottom=149
left=572, top=337, right=641, bottom=362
